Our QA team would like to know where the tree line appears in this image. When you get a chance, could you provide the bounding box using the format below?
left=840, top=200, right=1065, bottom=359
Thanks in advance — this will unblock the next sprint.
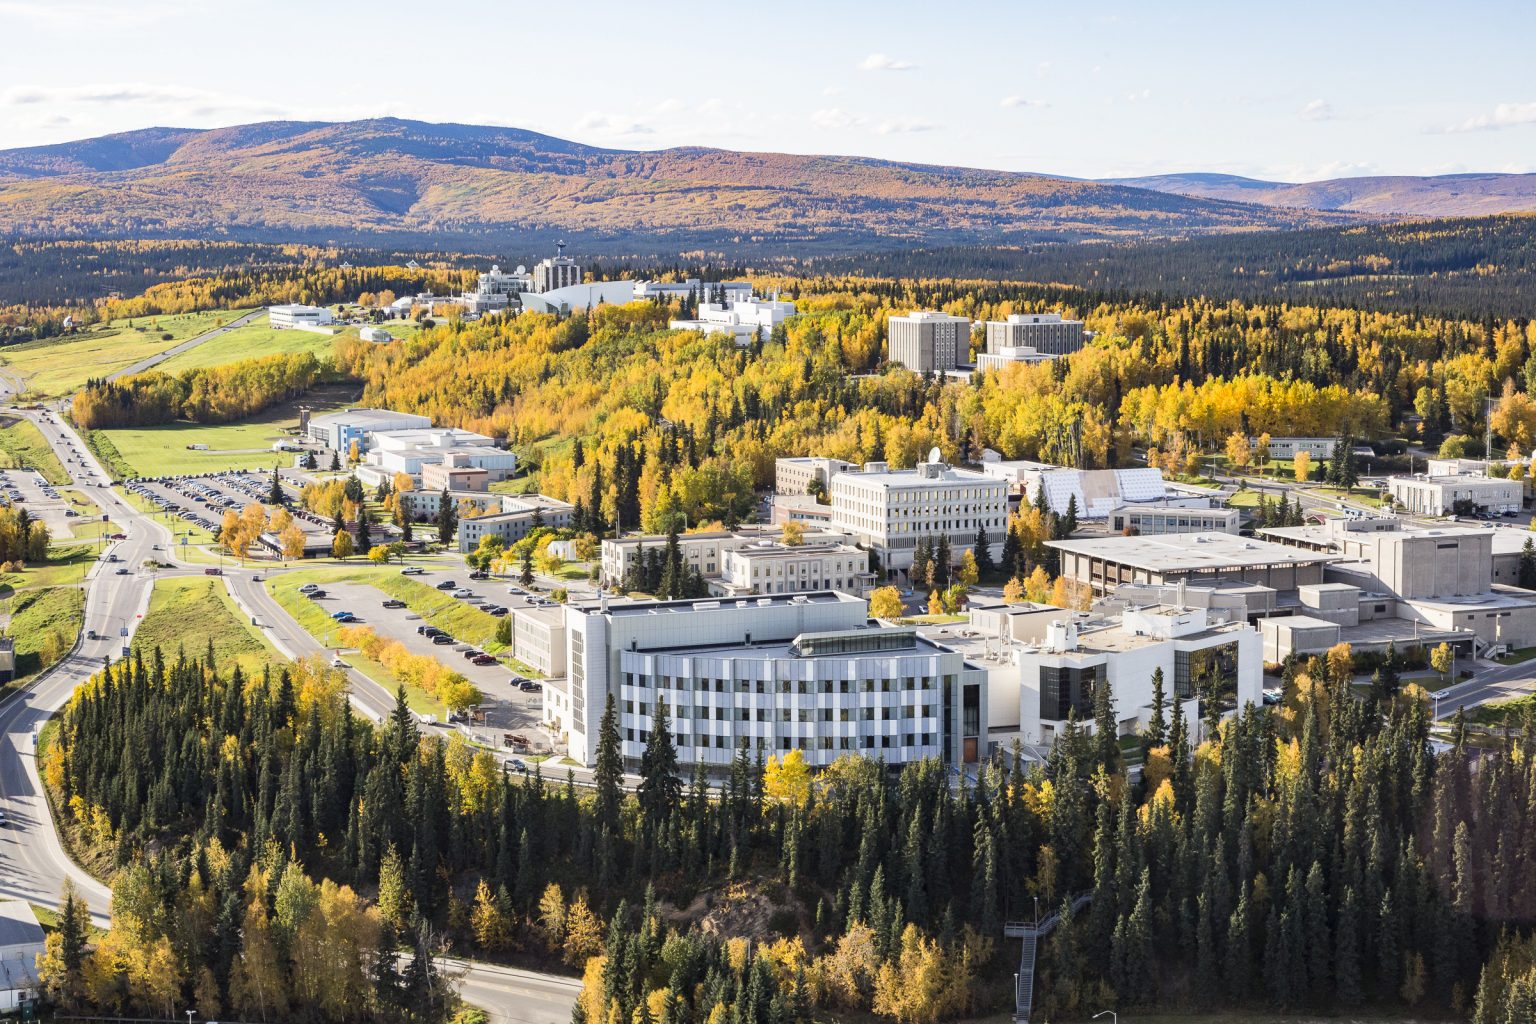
left=71, top=351, right=324, bottom=429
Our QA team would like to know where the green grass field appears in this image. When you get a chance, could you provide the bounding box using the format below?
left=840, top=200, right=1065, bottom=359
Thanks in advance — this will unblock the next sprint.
left=0, top=309, right=254, bottom=398
left=3, top=585, right=85, bottom=690
left=89, top=391, right=354, bottom=478
left=0, top=416, right=69, bottom=484
left=157, top=315, right=427, bottom=374
left=0, top=544, right=95, bottom=592
left=132, top=576, right=282, bottom=676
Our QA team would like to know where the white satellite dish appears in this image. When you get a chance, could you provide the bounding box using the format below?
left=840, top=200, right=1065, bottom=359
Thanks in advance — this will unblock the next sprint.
left=514, top=265, right=527, bottom=275
left=928, top=446, right=942, bottom=464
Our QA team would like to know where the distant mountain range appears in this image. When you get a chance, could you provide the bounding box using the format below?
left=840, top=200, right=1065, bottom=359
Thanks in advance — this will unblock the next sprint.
left=0, top=118, right=1345, bottom=250
left=0, top=119, right=1529, bottom=251
left=1099, top=171, right=1536, bottom=218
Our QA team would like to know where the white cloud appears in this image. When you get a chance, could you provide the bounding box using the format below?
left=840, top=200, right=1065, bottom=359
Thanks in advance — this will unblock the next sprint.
left=812, top=107, right=865, bottom=130
left=1036, top=61, right=1054, bottom=79
left=822, top=85, right=842, bottom=97
left=875, top=120, right=938, bottom=135
left=1438, top=101, right=1536, bottom=133
left=859, top=53, right=915, bottom=72
left=575, top=112, right=654, bottom=136
left=1300, top=99, right=1335, bottom=121
left=1000, top=96, right=1048, bottom=109
left=1124, top=89, right=1151, bottom=103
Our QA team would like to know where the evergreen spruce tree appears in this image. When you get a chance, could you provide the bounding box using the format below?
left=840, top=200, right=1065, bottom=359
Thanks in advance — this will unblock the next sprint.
left=1146, top=667, right=1168, bottom=752
left=436, top=487, right=456, bottom=546
left=973, top=522, right=996, bottom=577
left=520, top=545, right=534, bottom=587
left=268, top=466, right=285, bottom=505
left=594, top=692, right=623, bottom=833
left=354, top=504, right=372, bottom=552
left=637, top=699, right=682, bottom=828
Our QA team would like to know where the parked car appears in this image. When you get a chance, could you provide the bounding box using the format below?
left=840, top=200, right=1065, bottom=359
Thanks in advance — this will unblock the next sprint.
left=417, top=625, right=441, bottom=636
left=468, top=571, right=488, bottom=580
left=472, top=654, right=498, bottom=666
left=461, top=648, right=482, bottom=660
left=519, top=680, right=542, bottom=693
left=333, top=613, right=358, bottom=623
left=299, top=583, right=320, bottom=594
left=401, top=566, right=425, bottom=575
left=435, top=580, right=457, bottom=590
left=382, top=599, right=407, bottom=609
left=306, top=589, right=327, bottom=599
left=452, top=588, right=474, bottom=599
left=431, top=634, right=454, bottom=645
left=330, top=610, right=354, bottom=620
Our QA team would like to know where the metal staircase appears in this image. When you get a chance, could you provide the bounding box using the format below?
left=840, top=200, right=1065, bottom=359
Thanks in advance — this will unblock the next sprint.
left=1003, top=893, right=1093, bottom=1024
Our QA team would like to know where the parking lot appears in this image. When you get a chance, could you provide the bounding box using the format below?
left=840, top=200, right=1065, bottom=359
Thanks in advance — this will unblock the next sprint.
left=124, top=469, right=333, bottom=549
left=0, top=468, right=102, bottom=539
left=312, top=580, right=544, bottom=741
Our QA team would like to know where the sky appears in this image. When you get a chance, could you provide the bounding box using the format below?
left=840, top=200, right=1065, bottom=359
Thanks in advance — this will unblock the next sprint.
left=2, top=0, right=1534, bottom=181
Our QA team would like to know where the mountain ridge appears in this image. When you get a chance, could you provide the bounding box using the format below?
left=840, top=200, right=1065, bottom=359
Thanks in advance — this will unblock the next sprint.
left=0, top=117, right=1352, bottom=250
left=1101, top=170, right=1536, bottom=217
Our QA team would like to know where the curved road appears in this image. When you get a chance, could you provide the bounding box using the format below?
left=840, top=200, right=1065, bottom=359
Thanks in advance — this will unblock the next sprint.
left=105, top=309, right=265, bottom=382
left=0, top=410, right=577, bottom=1022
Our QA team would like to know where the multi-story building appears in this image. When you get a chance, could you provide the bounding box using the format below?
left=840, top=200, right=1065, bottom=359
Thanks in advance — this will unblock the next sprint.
left=455, top=494, right=575, bottom=552
left=718, top=540, right=873, bottom=597
left=887, top=311, right=972, bottom=373
left=1107, top=503, right=1240, bottom=536
left=775, top=457, right=855, bottom=496
left=600, top=525, right=851, bottom=591
left=1005, top=603, right=1262, bottom=748
left=460, top=263, right=533, bottom=313
left=1048, top=532, right=1335, bottom=596
left=306, top=409, right=431, bottom=454
left=510, top=605, right=566, bottom=678
left=532, top=246, right=582, bottom=293
left=399, top=488, right=502, bottom=520
left=268, top=303, right=334, bottom=330
left=669, top=296, right=797, bottom=344
left=1259, top=437, right=1342, bottom=460
left=636, top=279, right=753, bottom=303
left=1387, top=473, right=1523, bottom=517
left=553, top=591, right=987, bottom=768
left=420, top=461, right=489, bottom=493
left=829, top=456, right=1007, bottom=573
left=979, top=312, right=1088, bottom=367
left=359, top=427, right=517, bottom=485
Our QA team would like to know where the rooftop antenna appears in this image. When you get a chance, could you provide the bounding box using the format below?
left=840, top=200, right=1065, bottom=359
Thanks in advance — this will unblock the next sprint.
left=555, top=239, right=567, bottom=259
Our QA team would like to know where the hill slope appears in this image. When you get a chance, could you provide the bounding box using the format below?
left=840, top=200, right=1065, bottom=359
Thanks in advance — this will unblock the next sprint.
left=0, top=118, right=1348, bottom=249
left=1103, top=171, right=1536, bottom=218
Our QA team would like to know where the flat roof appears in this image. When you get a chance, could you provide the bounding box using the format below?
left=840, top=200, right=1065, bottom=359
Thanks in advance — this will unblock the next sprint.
left=1047, top=532, right=1336, bottom=572
left=639, top=626, right=942, bottom=662
left=575, top=590, right=862, bottom=618
left=310, top=408, right=429, bottom=428
left=835, top=464, right=1001, bottom=488
left=0, top=900, right=43, bottom=947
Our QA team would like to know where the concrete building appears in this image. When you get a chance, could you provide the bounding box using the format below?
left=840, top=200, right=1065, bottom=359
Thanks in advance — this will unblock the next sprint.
left=306, top=409, right=431, bottom=454
left=829, top=454, right=1007, bottom=573
left=460, top=263, right=533, bottom=313
left=399, top=488, right=503, bottom=521
left=979, top=312, right=1088, bottom=368
left=268, top=303, right=335, bottom=330
left=1004, top=603, right=1262, bottom=749
left=359, top=326, right=394, bottom=343
left=533, top=247, right=582, bottom=293
left=519, top=280, right=638, bottom=316
left=510, top=605, right=566, bottom=678
left=669, top=296, right=797, bottom=344
left=718, top=540, right=874, bottom=597
left=1388, top=473, right=1523, bottom=517
left=1108, top=503, right=1241, bottom=536
left=552, top=591, right=987, bottom=768
left=770, top=493, right=835, bottom=527
left=601, top=525, right=850, bottom=591
left=887, top=311, right=972, bottom=373
left=1049, top=532, right=1335, bottom=596
left=360, top=427, right=516, bottom=485
left=775, top=457, right=855, bottom=497
left=456, top=494, right=575, bottom=552
left=0, top=901, right=44, bottom=1014
left=637, top=279, right=753, bottom=303
left=1260, top=437, right=1342, bottom=460
left=421, top=461, right=489, bottom=493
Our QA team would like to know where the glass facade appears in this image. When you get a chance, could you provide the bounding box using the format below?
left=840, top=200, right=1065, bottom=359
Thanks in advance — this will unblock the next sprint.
left=1039, top=663, right=1102, bottom=721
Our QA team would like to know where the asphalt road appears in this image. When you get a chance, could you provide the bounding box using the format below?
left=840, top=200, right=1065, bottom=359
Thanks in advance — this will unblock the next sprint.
left=105, top=309, right=265, bottom=382
left=0, top=410, right=578, bottom=1022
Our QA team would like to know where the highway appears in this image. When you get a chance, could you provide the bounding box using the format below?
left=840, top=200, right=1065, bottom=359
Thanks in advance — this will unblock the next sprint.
left=0, top=410, right=578, bottom=1022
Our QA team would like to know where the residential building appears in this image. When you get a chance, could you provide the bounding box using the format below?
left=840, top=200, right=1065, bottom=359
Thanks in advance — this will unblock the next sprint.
left=775, top=456, right=854, bottom=496
left=1388, top=473, right=1523, bottom=516
left=829, top=455, right=1007, bottom=573
left=552, top=591, right=987, bottom=768
left=669, top=296, right=797, bottom=344
left=306, top=409, right=431, bottom=454
left=400, top=488, right=503, bottom=521
left=268, top=303, right=335, bottom=330
left=0, top=901, right=44, bottom=1014
left=887, top=311, right=972, bottom=373
left=1048, top=532, right=1335, bottom=595
left=978, top=312, right=1088, bottom=368
left=455, top=494, right=575, bottom=552
left=1108, top=503, right=1240, bottom=536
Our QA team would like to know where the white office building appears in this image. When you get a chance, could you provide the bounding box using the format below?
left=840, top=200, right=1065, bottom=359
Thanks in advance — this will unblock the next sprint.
left=533, top=248, right=582, bottom=293
left=553, top=591, right=988, bottom=768
left=775, top=457, right=855, bottom=496
left=460, top=263, right=533, bottom=313
left=1107, top=503, right=1240, bottom=536
left=635, top=279, right=754, bottom=303
left=1388, top=473, right=1523, bottom=517
left=887, top=311, right=972, bottom=373
left=718, top=540, right=874, bottom=597
left=829, top=453, right=1007, bottom=573
left=268, top=304, right=335, bottom=330
left=669, top=296, right=797, bottom=344
left=978, top=313, right=1088, bottom=369
left=306, top=408, right=431, bottom=454
left=0, top=901, right=44, bottom=1014
left=1004, top=602, right=1262, bottom=748
left=601, top=525, right=852, bottom=591
left=360, top=427, right=516, bottom=484
left=456, top=494, right=575, bottom=552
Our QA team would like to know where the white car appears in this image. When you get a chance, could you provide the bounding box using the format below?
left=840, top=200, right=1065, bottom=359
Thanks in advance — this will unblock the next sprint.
left=453, top=588, right=473, bottom=599
left=330, top=656, right=348, bottom=669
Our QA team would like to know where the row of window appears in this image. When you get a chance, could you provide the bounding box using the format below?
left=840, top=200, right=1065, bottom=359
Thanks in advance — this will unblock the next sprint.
left=625, top=730, right=935, bottom=751
left=623, top=701, right=936, bottom=722
left=624, top=673, right=938, bottom=693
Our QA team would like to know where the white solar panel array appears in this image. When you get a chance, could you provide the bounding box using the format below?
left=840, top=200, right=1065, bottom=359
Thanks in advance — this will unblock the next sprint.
left=1031, top=467, right=1169, bottom=518
left=1114, top=468, right=1167, bottom=503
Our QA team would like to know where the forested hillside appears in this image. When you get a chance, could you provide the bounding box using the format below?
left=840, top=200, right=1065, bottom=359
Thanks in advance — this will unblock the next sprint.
left=40, top=637, right=1536, bottom=1021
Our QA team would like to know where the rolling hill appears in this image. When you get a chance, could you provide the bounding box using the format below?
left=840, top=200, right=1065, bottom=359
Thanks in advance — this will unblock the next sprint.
left=1102, top=171, right=1536, bottom=218
left=0, top=118, right=1349, bottom=250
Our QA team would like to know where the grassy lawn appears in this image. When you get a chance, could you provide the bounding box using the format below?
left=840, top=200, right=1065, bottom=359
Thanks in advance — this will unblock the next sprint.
left=89, top=391, right=353, bottom=478
left=0, top=416, right=69, bottom=484
left=0, top=543, right=95, bottom=592
left=132, top=576, right=282, bottom=676
left=1224, top=489, right=1262, bottom=509
left=1495, top=646, right=1536, bottom=665
left=0, top=309, right=254, bottom=398
left=156, top=313, right=335, bottom=373
left=2, top=585, right=85, bottom=694
left=269, top=563, right=507, bottom=652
